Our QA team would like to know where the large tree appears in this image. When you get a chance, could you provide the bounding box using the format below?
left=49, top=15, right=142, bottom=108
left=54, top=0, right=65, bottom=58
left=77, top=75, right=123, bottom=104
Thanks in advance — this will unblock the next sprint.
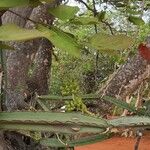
left=0, top=2, right=60, bottom=149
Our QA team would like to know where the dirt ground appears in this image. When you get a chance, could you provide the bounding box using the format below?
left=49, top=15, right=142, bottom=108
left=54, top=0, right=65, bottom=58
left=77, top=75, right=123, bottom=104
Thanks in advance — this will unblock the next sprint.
left=75, top=133, right=150, bottom=150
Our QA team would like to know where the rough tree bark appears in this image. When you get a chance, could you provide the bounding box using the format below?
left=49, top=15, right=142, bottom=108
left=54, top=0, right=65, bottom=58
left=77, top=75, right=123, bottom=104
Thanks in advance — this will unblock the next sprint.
left=97, top=36, right=150, bottom=114
left=0, top=2, right=59, bottom=149
left=2, top=4, right=53, bottom=111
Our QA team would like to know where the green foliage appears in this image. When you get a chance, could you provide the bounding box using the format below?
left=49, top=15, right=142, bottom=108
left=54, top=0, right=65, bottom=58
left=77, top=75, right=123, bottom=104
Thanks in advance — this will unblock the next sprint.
left=49, top=5, right=79, bottom=21
left=0, top=24, right=43, bottom=41
left=103, top=96, right=137, bottom=113
left=65, top=96, right=88, bottom=113
left=37, top=25, right=81, bottom=57
left=89, top=33, right=134, bottom=51
left=103, top=96, right=150, bottom=117
left=0, top=0, right=29, bottom=8
left=0, top=0, right=46, bottom=8
left=70, top=17, right=99, bottom=25
left=128, top=16, right=145, bottom=26
left=60, top=79, right=80, bottom=96
left=0, top=24, right=80, bottom=57
left=97, top=11, right=106, bottom=21
left=50, top=52, right=86, bottom=95
left=137, top=24, right=150, bottom=42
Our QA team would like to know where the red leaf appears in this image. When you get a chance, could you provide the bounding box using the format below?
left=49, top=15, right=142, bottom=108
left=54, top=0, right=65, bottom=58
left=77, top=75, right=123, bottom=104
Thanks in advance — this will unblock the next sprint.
left=138, top=43, right=150, bottom=61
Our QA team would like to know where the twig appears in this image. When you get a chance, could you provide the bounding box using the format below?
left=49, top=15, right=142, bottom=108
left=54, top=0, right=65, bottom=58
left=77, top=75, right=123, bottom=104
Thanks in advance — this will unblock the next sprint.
left=77, top=0, right=95, bottom=13
left=77, top=0, right=114, bottom=35
left=101, top=20, right=114, bottom=35
left=56, top=133, right=69, bottom=149
left=8, top=9, right=37, bottom=24
left=7, top=9, right=49, bottom=27
left=52, top=50, right=59, bottom=61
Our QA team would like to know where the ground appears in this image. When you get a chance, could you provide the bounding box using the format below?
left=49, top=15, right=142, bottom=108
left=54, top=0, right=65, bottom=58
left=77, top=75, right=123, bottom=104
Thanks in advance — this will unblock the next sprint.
left=76, top=131, right=150, bottom=150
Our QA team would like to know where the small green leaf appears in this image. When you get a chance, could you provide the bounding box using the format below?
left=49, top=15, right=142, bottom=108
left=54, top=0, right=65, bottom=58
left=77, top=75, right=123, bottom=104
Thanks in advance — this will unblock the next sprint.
left=103, top=96, right=137, bottom=113
left=37, top=25, right=81, bottom=57
left=128, top=16, right=145, bottom=26
left=0, top=24, right=43, bottom=41
left=49, top=5, right=79, bottom=21
left=89, top=33, right=134, bottom=50
left=70, top=17, right=99, bottom=25
left=0, top=0, right=29, bottom=8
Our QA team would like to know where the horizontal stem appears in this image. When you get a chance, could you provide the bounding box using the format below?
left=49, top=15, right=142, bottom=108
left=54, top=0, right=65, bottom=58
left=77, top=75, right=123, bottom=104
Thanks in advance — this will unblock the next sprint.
left=37, top=94, right=100, bottom=101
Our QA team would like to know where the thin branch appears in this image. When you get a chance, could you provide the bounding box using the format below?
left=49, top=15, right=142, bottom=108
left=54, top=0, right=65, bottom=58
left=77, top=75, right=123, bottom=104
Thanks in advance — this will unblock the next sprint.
left=8, top=9, right=37, bottom=24
left=77, top=0, right=95, bottom=13
left=92, top=0, right=98, bottom=33
left=76, top=0, right=114, bottom=35
left=0, top=10, right=7, bottom=18
left=92, top=0, right=99, bottom=87
left=52, top=49, right=59, bottom=62
left=7, top=9, right=49, bottom=27
left=101, top=20, right=114, bottom=35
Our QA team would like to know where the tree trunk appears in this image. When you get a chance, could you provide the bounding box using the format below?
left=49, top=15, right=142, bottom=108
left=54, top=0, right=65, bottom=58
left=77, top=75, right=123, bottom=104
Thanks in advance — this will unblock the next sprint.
left=0, top=2, right=58, bottom=149
left=97, top=36, right=150, bottom=114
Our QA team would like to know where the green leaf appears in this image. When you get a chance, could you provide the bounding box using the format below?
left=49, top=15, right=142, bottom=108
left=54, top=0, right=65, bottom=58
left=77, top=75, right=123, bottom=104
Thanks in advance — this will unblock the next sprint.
left=0, top=0, right=43, bottom=8
left=128, top=16, right=145, bottom=26
left=89, top=33, right=134, bottom=50
left=49, top=5, right=79, bottom=21
left=36, top=99, right=50, bottom=111
left=37, top=25, right=81, bottom=57
left=103, top=96, right=137, bottom=113
left=70, top=17, right=99, bottom=25
left=0, top=24, right=43, bottom=41
left=40, top=133, right=113, bottom=147
left=0, top=24, right=80, bottom=57
left=0, top=0, right=29, bottom=8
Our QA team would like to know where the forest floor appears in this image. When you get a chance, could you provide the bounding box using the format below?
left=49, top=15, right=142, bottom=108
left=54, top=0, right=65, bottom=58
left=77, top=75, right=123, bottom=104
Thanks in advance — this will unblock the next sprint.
left=75, top=131, right=150, bottom=150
